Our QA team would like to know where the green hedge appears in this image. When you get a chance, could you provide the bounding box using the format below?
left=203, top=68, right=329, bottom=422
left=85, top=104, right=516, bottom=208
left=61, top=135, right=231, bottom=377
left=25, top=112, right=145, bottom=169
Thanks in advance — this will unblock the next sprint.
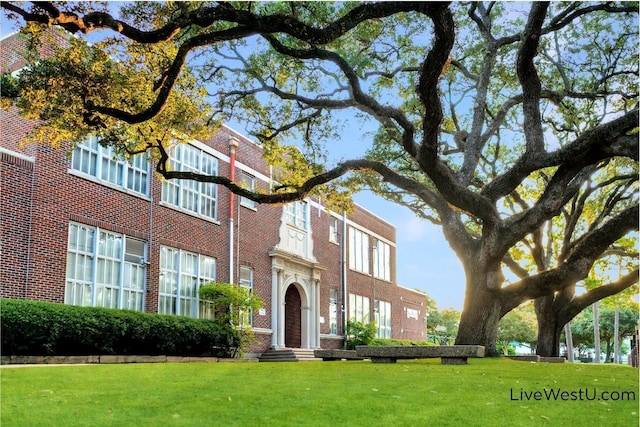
left=0, top=299, right=240, bottom=357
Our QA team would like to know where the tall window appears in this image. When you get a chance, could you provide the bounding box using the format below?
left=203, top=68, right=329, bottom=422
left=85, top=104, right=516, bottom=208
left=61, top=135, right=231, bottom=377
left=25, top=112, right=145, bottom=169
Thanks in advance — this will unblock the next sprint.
left=240, top=172, right=256, bottom=209
left=329, top=288, right=338, bottom=335
left=349, top=227, right=369, bottom=274
left=349, top=293, right=370, bottom=323
left=71, top=136, right=149, bottom=196
left=373, top=240, right=391, bottom=281
left=375, top=300, right=392, bottom=338
left=159, top=246, right=216, bottom=318
left=65, top=223, right=146, bottom=311
left=329, top=217, right=339, bottom=243
left=239, top=266, right=254, bottom=327
left=285, top=201, right=308, bottom=229
left=161, top=143, right=218, bottom=220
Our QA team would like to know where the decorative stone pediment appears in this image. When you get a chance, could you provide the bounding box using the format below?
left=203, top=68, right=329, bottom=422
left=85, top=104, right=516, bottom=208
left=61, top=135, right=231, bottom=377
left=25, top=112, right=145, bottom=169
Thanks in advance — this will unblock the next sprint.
left=273, top=205, right=317, bottom=262
left=269, top=248, right=326, bottom=280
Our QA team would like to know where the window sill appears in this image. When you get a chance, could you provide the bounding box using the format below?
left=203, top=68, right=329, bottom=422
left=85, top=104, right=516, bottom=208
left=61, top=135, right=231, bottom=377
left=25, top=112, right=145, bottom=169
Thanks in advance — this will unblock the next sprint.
left=158, top=201, right=221, bottom=225
left=67, top=169, right=151, bottom=201
left=240, top=202, right=257, bottom=212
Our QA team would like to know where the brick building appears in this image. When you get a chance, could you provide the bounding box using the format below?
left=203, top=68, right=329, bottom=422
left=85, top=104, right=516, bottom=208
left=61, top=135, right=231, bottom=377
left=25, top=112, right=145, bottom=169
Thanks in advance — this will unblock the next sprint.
left=1, top=31, right=426, bottom=356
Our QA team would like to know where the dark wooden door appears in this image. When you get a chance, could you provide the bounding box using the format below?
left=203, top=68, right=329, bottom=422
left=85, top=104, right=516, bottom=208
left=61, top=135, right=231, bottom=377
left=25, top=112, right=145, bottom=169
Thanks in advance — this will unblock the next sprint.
left=284, top=285, right=302, bottom=348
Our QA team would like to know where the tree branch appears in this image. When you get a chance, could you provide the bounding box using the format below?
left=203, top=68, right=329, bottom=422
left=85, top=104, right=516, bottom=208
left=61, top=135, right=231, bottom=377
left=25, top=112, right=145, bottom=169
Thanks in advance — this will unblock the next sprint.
left=516, top=2, right=548, bottom=156
left=502, top=204, right=639, bottom=303
left=557, top=269, right=639, bottom=325
left=481, top=110, right=639, bottom=202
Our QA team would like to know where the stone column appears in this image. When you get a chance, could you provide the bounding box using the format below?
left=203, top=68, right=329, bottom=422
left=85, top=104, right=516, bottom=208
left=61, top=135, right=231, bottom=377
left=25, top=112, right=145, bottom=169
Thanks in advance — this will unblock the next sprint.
left=277, top=277, right=286, bottom=349
left=271, top=267, right=282, bottom=349
left=301, top=304, right=310, bottom=348
left=314, top=280, right=321, bottom=348
left=308, top=280, right=316, bottom=348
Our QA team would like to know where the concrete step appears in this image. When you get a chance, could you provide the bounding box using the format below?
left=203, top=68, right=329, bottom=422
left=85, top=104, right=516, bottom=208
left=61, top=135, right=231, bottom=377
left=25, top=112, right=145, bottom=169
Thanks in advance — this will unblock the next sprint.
left=259, top=349, right=322, bottom=362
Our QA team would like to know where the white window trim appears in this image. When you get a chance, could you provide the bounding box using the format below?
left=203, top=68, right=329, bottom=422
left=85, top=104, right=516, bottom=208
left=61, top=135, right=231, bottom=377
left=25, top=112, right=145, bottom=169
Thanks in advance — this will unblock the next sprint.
left=373, top=240, right=391, bottom=282
left=68, top=137, right=151, bottom=199
left=161, top=143, right=220, bottom=221
left=375, top=300, right=392, bottom=339
left=239, top=266, right=254, bottom=327
left=65, top=222, right=147, bottom=311
left=349, top=226, right=370, bottom=275
left=329, top=288, right=339, bottom=335
left=158, top=246, right=217, bottom=318
left=348, top=293, right=370, bottom=323
left=285, top=201, right=309, bottom=230
left=329, top=217, right=339, bottom=244
left=240, top=173, right=257, bottom=210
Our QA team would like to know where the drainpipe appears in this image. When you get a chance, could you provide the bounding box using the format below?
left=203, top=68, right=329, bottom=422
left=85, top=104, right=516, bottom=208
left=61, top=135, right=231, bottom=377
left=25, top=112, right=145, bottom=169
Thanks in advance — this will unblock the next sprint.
left=341, top=211, right=348, bottom=349
left=228, top=137, right=239, bottom=284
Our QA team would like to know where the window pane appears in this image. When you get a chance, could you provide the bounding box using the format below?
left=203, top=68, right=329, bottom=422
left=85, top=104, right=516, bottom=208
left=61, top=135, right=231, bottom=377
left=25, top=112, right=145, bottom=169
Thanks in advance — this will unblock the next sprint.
left=240, top=173, right=256, bottom=208
left=65, top=224, right=95, bottom=306
left=71, top=137, right=147, bottom=195
left=239, top=266, right=254, bottom=327
left=159, top=247, right=179, bottom=315
left=329, top=289, right=338, bottom=335
left=199, top=256, right=216, bottom=285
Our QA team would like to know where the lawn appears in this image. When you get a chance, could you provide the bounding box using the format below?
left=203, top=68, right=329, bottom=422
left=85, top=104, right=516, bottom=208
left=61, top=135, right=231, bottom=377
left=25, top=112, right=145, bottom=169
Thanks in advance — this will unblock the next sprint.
left=1, top=358, right=638, bottom=426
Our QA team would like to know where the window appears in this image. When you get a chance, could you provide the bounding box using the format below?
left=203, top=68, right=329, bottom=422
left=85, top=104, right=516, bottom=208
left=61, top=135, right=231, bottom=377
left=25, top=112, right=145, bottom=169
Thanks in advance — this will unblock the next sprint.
left=159, top=246, right=216, bottom=318
left=375, top=300, right=392, bottom=338
left=329, top=217, right=339, bottom=243
left=65, top=223, right=146, bottom=311
left=71, top=136, right=149, bottom=196
left=240, top=172, right=256, bottom=209
left=239, top=266, right=254, bottom=327
left=285, top=201, right=308, bottom=229
left=329, top=288, right=338, bottom=335
left=373, top=240, right=391, bottom=281
left=406, top=308, right=420, bottom=319
left=161, top=143, right=218, bottom=220
left=349, top=227, right=369, bottom=274
left=349, top=293, right=370, bottom=323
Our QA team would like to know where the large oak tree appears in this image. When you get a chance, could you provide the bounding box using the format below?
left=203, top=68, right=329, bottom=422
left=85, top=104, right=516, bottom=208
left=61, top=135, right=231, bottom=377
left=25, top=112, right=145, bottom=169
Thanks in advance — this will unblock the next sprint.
left=2, top=1, right=637, bottom=355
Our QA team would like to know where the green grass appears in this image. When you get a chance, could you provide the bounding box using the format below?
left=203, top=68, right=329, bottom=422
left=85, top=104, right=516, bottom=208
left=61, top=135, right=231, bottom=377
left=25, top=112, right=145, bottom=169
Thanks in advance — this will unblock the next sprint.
left=1, top=359, right=638, bottom=426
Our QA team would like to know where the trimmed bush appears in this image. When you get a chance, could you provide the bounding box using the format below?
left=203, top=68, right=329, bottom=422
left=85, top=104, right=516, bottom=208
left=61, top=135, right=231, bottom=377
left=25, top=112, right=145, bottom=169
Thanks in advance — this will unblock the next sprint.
left=345, top=320, right=377, bottom=350
left=0, top=298, right=240, bottom=357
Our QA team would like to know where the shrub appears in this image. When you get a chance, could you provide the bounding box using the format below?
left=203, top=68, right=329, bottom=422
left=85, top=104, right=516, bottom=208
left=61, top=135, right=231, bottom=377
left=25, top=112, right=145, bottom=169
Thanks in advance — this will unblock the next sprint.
left=0, top=298, right=240, bottom=357
left=198, top=282, right=264, bottom=326
left=199, top=282, right=264, bottom=356
left=345, top=320, right=377, bottom=350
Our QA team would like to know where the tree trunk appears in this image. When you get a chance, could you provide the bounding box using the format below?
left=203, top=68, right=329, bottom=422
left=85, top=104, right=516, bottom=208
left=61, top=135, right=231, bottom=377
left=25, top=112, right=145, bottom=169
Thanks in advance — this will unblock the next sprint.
left=535, top=295, right=562, bottom=357
left=455, top=273, right=504, bottom=356
left=593, top=302, right=601, bottom=363
left=564, top=323, right=574, bottom=362
left=604, top=339, right=613, bottom=363
left=614, top=307, right=620, bottom=364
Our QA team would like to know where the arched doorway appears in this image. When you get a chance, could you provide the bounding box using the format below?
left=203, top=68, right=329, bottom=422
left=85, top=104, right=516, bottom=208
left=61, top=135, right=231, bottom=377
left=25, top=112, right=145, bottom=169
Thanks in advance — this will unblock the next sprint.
left=285, top=285, right=302, bottom=348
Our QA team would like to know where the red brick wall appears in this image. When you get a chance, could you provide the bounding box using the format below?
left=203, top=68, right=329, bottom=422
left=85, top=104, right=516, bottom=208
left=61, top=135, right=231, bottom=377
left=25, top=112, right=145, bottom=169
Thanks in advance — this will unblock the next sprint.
left=0, top=151, right=34, bottom=298
left=1, top=33, right=428, bottom=352
left=1, top=29, right=70, bottom=74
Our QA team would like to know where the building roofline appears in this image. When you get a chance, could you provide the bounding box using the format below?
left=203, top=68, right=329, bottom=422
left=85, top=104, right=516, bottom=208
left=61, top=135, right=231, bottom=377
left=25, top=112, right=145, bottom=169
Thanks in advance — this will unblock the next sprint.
left=0, top=31, right=20, bottom=43
left=221, top=123, right=262, bottom=148
left=353, top=198, right=395, bottom=228
left=397, top=284, right=427, bottom=296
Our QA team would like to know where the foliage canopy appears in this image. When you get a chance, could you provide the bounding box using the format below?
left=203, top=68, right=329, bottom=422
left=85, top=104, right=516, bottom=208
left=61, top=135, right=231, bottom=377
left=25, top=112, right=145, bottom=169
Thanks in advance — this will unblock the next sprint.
left=2, top=1, right=637, bottom=353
